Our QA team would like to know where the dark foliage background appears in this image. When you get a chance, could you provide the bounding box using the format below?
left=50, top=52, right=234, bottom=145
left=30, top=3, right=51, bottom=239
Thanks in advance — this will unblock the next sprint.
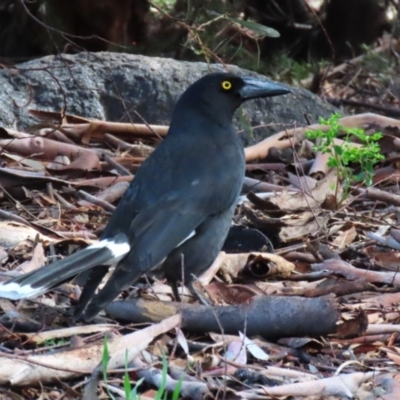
left=0, top=0, right=395, bottom=69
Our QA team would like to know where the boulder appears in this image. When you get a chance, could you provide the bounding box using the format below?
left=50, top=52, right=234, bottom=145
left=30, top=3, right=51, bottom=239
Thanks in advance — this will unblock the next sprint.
left=0, top=52, right=338, bottom=145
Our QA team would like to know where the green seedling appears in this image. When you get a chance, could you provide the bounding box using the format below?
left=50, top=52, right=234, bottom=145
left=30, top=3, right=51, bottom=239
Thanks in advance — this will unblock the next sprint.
left=305, top=112, right=384, bottom=201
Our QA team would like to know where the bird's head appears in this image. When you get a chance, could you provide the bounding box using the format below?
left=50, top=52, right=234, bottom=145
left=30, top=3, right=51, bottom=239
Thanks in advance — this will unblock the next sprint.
left=175, top=72, right=291, bottom=123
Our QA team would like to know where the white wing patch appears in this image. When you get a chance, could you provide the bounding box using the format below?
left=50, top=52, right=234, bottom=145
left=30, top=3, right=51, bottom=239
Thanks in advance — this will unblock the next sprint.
left=176, top=230, right=196, bottom=248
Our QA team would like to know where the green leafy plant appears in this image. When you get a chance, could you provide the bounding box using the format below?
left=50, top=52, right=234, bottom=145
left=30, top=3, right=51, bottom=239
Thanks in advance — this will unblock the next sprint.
left=155, top=353, right=168, bottom=400
left=154, top=353, right=184, bottom=400
left=305, top=112, right=384, bottom=200
left=123, top=352, right=132, bottom=400
left=102, top=336, right=117, bottom=400
left=172, top=375, right=183, bottom=400
left=42, top=338, right=68, bottom=347
left=100, top=340, right=182, bottom=400
left=124, top=349, right=145, bottom=400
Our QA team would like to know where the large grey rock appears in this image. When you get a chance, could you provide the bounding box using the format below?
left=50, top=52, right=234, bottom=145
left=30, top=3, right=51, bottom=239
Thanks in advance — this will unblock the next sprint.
left=0, top=52, right=338, bottom=145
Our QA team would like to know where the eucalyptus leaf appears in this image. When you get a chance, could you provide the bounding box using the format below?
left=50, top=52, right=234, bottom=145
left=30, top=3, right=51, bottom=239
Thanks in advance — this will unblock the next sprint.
left=205, top=10, right=280, bottom=38
left=230, top=17, right=280, bottom=38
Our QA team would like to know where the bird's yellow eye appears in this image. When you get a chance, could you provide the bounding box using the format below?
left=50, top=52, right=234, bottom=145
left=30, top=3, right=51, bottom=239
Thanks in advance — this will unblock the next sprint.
left=221, top=80, right=232, bottom=90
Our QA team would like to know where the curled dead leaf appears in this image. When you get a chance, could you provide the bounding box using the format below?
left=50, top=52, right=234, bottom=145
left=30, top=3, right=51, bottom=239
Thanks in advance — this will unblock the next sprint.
left=220, top=252, right=295, bottom=283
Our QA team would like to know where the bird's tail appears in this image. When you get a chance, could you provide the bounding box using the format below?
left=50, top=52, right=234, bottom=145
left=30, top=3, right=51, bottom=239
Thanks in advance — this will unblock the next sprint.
left=0, top=234, right=130, bottom=300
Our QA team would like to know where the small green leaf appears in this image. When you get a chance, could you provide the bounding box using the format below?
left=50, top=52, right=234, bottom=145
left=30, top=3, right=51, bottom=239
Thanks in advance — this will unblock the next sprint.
left=124, top=350, right=132, bottom=399
left=102, top=336, right=109, bottom=373
left=333, top=145, right=343, bottom=156
left=172, top=376, right=184, bottom=400
left=155, top=353, right=169, bottom=400
left=102, top=336, right=117, bottom=400
left=130, top=378, right=144, bottom=400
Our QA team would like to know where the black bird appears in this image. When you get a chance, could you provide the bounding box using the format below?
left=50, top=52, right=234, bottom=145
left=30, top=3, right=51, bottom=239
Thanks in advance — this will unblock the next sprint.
left=0, top=72, right=290, bottom=321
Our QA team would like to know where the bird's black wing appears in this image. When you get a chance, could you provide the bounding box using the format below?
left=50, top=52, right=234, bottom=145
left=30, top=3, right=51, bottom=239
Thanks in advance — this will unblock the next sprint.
left=77, top=134, right=244, bottom=320
left=104, top=133, right=244, bottom=260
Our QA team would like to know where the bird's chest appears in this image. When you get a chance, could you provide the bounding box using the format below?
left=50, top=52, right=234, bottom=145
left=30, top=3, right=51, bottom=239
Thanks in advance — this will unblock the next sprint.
left=206, top=136, right=244, bottom=178
left=190, top=136, right=244, bottom=208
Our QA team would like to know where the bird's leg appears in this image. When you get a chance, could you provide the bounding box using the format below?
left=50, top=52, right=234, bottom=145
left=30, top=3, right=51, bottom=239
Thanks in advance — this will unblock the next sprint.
left=187, top=279, right=211, bottom=306
left=170, top=280, right=182, bottom=302
left=170, top=278, right=210, bottom=306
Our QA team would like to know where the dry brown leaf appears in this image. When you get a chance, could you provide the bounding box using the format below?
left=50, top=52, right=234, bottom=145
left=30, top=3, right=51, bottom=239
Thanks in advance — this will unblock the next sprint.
left=12, top=242, right=45, bottom=275
left=205, top=281, right=257, bottom=304
left=381, top=347, right=400, bottom=366
left=238, top=371, right=376, bottom=398
left=0, top=222, right=52, bottom=250
left=332, top=224, right=357, bottom=248
left=364, top=246, right=400, bottom=271
left=219, top=252, right=295, bottom=283
left=25, top=324, right=118, bottom=344
left=0, top=314, right=180, bottom=385
left=279, top=214, right=326, bottom=242
left=269, top=169, right=340, bottom=211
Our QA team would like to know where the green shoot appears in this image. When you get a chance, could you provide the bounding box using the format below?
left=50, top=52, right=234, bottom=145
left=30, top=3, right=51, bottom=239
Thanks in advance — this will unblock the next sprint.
left=305, top=112, right=384, bottom=200
left=124, top=350, right=145, bottom=400
left=154, top=353, right=168, bottom=400
left=42, top=338, right=68, bottom=347
left=130, top=378, right=145, bottom=400
left=123, top=350, right=132, bottom=399
left=172, top=375, right=184, bottom=400
left=102, top=336, right=117, bottom=400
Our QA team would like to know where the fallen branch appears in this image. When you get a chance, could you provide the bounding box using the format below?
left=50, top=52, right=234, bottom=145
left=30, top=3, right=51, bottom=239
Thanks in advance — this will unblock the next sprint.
left=106, top=295, right=340, bottom=338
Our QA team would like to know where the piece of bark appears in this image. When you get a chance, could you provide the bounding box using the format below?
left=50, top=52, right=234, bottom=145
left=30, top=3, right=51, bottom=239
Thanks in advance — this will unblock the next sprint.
left=103, top=154, right=132, bottom=176
left=361, top=291, right=400, bottom=307
left=48, top=151, right=100, bottom=173
left=106, top=295, right=340, bottom=339
left=284, top=251, right=317, bottom=263
left=308, top=152, right=331, bottom=178
left=301, top=280, right=376, bottom=298
left=0, top=209, right=34, bottom=228
left=73, top=175, right=133, bottom=189
left=0, top=166, right=76, bottom=188
left=28, top=110, right=169, bottom=141
left=373, top=166, right=400, bottom=185
left=75, top=190, right=115, bottom=212
left=0, top=136, right=96, bottom=161
left=354, top=186, right=400, bottom=207
left=334, top=334, right=392, bottom=344
left=104, top=133, right=154, bottom=157
left=312, top=258, right=400, bottom=287
left=245, top=163, right=286, bottom=171
left=365, top=231, right=400, bottom=251
left=242, top=176, right=296, bottom=194
left=78, top=181, right=129, bottom=207
left=286, top=172, right=316, bottom=195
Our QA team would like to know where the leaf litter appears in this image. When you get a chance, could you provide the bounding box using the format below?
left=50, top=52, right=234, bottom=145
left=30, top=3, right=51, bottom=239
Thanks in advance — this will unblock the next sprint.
left=0, top=104, right=400, bottom=399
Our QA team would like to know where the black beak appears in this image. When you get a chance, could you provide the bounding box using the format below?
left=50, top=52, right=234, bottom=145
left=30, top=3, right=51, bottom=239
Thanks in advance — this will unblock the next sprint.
left=239, top=77, right=291, bottom=100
